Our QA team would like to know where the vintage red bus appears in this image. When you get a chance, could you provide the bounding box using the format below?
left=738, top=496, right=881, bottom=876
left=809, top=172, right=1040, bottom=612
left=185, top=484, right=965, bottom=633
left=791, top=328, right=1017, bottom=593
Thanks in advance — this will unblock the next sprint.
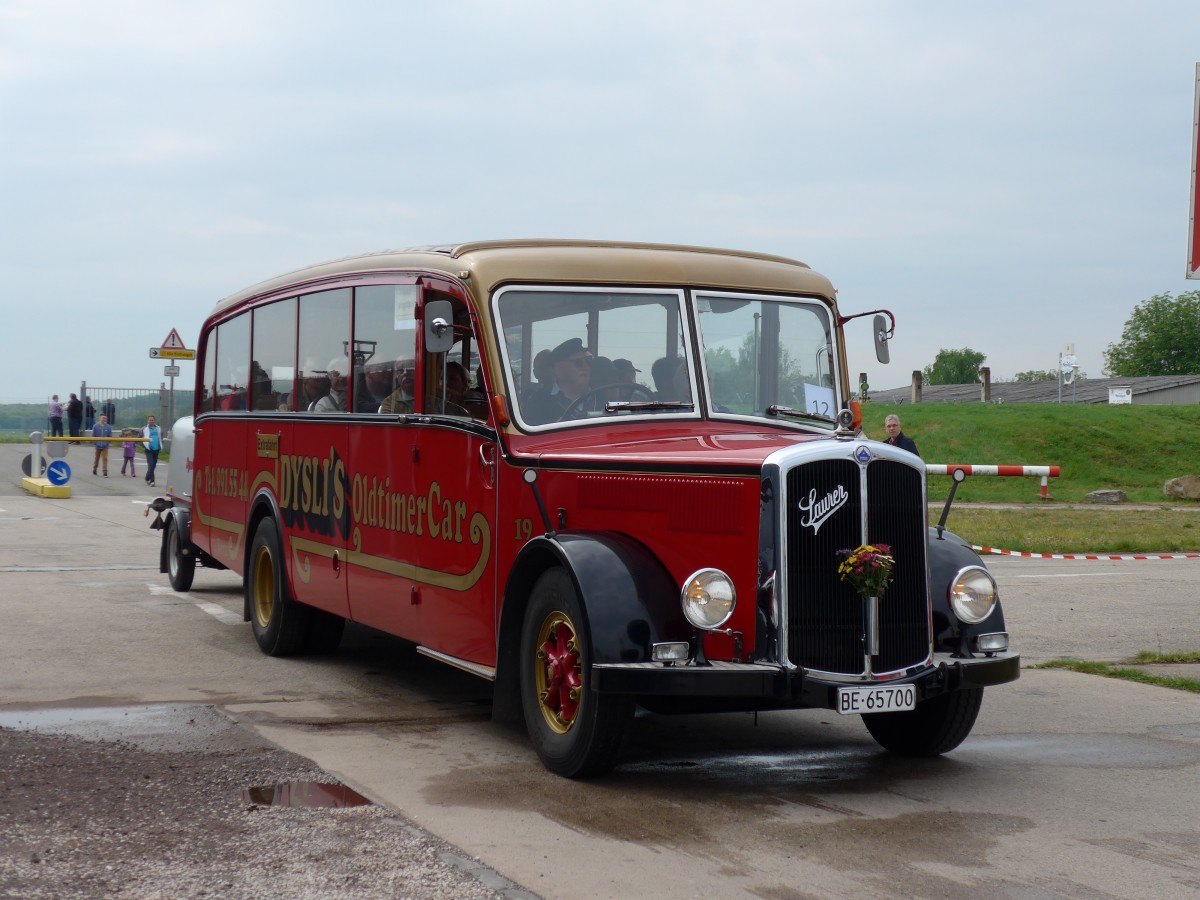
left=150, top=240, right=1018, bottom=777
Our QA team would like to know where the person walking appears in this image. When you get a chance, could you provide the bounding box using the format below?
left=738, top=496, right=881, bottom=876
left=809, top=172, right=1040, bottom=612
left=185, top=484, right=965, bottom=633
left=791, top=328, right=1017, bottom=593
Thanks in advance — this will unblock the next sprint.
left=48, top=395, right=64, bottom=437
left=142, top=416, right=163, bottom=486
left=883, top=414, right=920, bottom=456
left=66, top=393, right=83, bottom=442
left=91, top=414, right=113, bottom=477
left=121, top=429, right=138, bottom=477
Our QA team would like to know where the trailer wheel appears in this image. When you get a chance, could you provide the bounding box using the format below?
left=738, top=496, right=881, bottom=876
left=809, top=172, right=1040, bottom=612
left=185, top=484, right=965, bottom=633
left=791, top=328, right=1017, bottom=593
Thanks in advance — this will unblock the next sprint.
left=165, top=517, right=195, bottom=593
left=247, top=518, right=308, bottom=657
left=863, top=687, right=984, bottom=756
left=519, top=568, right=633, bottom=778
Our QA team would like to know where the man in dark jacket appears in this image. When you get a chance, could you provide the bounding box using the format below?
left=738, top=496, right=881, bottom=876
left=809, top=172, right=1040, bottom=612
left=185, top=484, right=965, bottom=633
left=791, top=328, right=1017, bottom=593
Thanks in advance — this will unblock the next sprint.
left=66, top=393, right=84, bottom=442
left=884, top=414, right=919, bottom=456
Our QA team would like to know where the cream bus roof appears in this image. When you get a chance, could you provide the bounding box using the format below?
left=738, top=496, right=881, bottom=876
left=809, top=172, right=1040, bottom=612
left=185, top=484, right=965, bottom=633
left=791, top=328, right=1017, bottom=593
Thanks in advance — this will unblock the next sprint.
left=210, top=239, right=838, bottom=317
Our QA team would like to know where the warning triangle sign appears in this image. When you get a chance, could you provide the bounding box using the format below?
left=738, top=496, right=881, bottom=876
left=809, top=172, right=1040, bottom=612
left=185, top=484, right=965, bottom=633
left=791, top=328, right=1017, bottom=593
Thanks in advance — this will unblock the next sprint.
left=161, top=328, right=187, bottom=350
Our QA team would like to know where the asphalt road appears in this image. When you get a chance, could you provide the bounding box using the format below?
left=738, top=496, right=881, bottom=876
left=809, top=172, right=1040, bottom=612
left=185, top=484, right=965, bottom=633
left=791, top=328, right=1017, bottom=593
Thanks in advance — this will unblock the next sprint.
left=3, top=441, right=1200, bottom=898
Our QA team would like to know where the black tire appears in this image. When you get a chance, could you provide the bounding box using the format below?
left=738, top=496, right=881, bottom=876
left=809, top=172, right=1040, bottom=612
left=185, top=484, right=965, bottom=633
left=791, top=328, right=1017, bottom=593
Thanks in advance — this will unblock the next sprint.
left=165, top=517, right=196, bottom=593
left=519, top=568, right=634, bottom=778
left=862, top=687, right=984, bottom=756
left=246, top=518, right=309, bottom=657
left=303, top=608, right=346, bottom=655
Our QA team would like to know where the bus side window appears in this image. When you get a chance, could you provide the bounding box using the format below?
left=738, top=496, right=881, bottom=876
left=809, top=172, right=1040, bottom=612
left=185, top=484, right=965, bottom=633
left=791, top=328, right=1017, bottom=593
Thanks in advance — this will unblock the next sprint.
left=214, top=315, right=249, bottom=412
left=199, top=330, right=217, bottom=413
left=252, top=298, right=296, bottom=412
left=297, top=288, right=350, bottom=413
left=355, top=285, right=416, bottom=414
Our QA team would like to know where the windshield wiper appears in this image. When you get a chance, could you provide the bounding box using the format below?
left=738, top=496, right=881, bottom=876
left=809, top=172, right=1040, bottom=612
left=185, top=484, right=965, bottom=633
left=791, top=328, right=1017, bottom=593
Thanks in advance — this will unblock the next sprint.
left=766, top=405, right=835, bottom=424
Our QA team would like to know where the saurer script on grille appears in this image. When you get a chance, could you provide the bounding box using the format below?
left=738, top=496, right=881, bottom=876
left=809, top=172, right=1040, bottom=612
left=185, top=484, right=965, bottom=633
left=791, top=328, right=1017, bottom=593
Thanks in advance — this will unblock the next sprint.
left=798, top=485, right=849, bottom=535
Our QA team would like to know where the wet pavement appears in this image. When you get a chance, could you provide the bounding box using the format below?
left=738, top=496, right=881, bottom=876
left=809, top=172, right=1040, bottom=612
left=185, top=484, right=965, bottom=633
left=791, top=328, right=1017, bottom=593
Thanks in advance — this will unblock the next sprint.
left=3, top=440, right=1200, bottom=898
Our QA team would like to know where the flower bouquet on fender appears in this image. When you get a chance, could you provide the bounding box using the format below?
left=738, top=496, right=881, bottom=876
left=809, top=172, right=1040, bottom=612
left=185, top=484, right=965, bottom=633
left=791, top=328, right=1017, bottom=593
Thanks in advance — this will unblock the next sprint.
left=836, top=544, right=895, bottom=599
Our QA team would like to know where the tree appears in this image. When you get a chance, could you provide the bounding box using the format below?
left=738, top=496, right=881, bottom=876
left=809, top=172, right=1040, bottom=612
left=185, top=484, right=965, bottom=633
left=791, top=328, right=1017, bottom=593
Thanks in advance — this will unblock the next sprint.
left=922, top=348, right=986, bottom=385
left=1103, top=290, right=1200, bottom=376
left=1013, top=369, right=1060, bottom=383
left=1011, top=368, right=1086, bottom=383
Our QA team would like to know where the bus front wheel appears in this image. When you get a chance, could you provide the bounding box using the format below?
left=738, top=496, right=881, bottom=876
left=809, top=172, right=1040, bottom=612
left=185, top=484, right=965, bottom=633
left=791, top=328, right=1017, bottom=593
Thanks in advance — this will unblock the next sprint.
left=862, top=687, right=984, bottom=756
left=519, top=568, right=633, bottom=778
left=247, top=518, right=308, bottom=657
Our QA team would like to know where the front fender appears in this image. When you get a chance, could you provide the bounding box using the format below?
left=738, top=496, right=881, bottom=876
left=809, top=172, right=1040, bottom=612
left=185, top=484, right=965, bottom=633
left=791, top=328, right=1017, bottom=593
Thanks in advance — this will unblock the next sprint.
left=927, top=526, right=1008, bottom=654
left=507, top=532, right=688, bottom=665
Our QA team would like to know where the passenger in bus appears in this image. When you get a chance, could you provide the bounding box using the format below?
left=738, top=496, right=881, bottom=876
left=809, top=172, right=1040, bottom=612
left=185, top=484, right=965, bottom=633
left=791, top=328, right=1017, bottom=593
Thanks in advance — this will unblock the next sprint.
left=311, top=357, right=348, bottom=412
left=589, top=357, right=620, bottom=402
left=250, top=361, right=276, bottom=410
left=298, top=359, right=329, bottom=411
left=613, top=358, right=640, bottom=385
left=519, top=349, right=553, bottom=405
left=651, top=356, right=691, bottom=402
left=358, top=360, right=395, bottom=413
left=531, top=349, right=553, bottom=392
left=380, top=359, right=416, bottom=413
left=523, top=338, right=592, bottom=424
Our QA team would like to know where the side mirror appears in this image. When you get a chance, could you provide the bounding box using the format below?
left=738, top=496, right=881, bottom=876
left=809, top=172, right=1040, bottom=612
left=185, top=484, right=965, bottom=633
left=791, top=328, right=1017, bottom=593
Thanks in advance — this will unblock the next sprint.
left=873, top=314, right=891, bottom=364
left=424, top=299, right=455, bottom=354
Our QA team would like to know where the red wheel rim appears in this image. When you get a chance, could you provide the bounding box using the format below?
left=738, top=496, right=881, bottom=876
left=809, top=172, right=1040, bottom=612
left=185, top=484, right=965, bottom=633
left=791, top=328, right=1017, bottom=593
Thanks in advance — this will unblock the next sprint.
left=534, top=611, right=582, bottom=734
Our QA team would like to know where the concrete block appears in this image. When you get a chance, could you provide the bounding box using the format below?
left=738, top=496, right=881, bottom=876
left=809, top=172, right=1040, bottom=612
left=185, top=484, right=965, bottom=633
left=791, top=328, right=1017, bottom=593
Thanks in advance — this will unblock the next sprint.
left=21, top=477, right=70, bottom=498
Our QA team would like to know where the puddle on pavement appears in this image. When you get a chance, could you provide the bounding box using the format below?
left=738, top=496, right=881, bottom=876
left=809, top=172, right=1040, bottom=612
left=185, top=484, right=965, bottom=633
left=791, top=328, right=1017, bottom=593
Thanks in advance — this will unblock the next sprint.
left=242, top=781, right=372, bottom=808
left=958, top=733, right=1200, bottom=767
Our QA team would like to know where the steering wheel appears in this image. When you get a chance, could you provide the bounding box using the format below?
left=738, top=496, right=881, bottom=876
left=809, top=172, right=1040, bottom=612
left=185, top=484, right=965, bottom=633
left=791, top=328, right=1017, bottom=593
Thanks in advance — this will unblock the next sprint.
left=558, top=383, right=655, bottom=421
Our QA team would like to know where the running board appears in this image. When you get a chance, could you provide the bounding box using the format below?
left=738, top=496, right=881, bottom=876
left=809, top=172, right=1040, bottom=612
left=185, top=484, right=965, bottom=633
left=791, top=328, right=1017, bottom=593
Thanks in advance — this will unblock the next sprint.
left=416, top=646, right=497, bottom=681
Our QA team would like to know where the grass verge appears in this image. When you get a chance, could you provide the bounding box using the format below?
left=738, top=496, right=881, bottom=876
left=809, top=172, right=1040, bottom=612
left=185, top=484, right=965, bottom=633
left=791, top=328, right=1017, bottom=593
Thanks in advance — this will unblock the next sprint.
left=1033, top=654, right=1200, bottom=693
left=934, top=507, right=1200, bottom=554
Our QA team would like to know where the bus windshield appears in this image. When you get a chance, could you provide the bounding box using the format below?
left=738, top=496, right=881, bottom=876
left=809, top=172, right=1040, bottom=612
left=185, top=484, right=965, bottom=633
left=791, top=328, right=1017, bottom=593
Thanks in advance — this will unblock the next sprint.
left=695, top=292, right=838, bottom=425
left=495, top=286, right=838, bottom=430
left=496, top=287, right=696, bottom=428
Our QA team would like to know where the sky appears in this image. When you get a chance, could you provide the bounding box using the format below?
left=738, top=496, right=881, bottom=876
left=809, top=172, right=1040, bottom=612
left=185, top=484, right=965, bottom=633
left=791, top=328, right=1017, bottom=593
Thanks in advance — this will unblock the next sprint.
left=2, top=1, right=1199, bottom=405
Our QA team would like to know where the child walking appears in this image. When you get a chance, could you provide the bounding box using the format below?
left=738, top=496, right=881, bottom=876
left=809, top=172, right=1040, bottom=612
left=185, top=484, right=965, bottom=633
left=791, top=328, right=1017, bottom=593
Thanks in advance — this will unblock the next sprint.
left=121, top=429, right=137, bottom=477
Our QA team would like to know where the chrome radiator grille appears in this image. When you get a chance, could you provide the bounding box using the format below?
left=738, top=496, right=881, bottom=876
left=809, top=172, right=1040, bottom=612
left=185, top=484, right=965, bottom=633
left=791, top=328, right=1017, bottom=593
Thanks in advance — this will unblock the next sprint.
left=784, top=458, right=930, bottom=676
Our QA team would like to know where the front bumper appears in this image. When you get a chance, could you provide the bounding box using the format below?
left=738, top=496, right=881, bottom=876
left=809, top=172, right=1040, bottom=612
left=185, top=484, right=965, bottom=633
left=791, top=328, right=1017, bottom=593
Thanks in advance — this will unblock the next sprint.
left=591, top=652, right=1020, bottom=709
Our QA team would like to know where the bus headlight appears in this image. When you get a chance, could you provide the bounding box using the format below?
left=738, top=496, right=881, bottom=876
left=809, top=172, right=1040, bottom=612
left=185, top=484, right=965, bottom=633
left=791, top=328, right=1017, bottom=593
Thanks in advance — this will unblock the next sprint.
left=681, top=569, right=736, bottom=630
left=950, top=565, right=998, bottom=624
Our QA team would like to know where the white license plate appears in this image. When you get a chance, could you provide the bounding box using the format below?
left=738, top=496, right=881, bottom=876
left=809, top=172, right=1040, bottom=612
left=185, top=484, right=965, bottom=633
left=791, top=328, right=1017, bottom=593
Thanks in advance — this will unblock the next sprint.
left=836, top=684, right=917, bottom=715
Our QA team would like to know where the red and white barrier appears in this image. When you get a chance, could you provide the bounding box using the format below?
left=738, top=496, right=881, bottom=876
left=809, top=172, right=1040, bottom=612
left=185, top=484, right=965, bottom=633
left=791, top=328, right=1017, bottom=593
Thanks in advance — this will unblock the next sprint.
left=927, top=464, right=1060, bottom=499
left=973, top=546, right=1200, bottom=561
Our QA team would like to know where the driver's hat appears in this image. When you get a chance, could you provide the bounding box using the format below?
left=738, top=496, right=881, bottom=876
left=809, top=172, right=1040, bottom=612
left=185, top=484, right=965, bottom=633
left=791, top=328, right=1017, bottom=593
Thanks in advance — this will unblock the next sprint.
left=550, top=338, right=591, bottom=366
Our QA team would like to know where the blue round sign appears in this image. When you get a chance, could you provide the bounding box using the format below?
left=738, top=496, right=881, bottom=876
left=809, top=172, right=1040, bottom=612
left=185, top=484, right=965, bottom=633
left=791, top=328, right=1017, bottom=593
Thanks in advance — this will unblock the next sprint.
left=47, top=460, right=71, bottom=486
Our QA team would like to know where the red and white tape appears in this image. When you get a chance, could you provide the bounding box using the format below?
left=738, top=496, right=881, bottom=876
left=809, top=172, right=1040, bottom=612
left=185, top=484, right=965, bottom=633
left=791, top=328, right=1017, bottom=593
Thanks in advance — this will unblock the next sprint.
left=972, top=545, right=1200, bottom=561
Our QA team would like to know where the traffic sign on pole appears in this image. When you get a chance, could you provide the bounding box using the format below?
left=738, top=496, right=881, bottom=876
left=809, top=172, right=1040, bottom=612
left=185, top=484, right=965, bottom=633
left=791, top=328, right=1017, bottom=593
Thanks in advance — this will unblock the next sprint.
left=149, top=347, right=196, bottom=360
left=150, top=328, right=194, bottom=359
